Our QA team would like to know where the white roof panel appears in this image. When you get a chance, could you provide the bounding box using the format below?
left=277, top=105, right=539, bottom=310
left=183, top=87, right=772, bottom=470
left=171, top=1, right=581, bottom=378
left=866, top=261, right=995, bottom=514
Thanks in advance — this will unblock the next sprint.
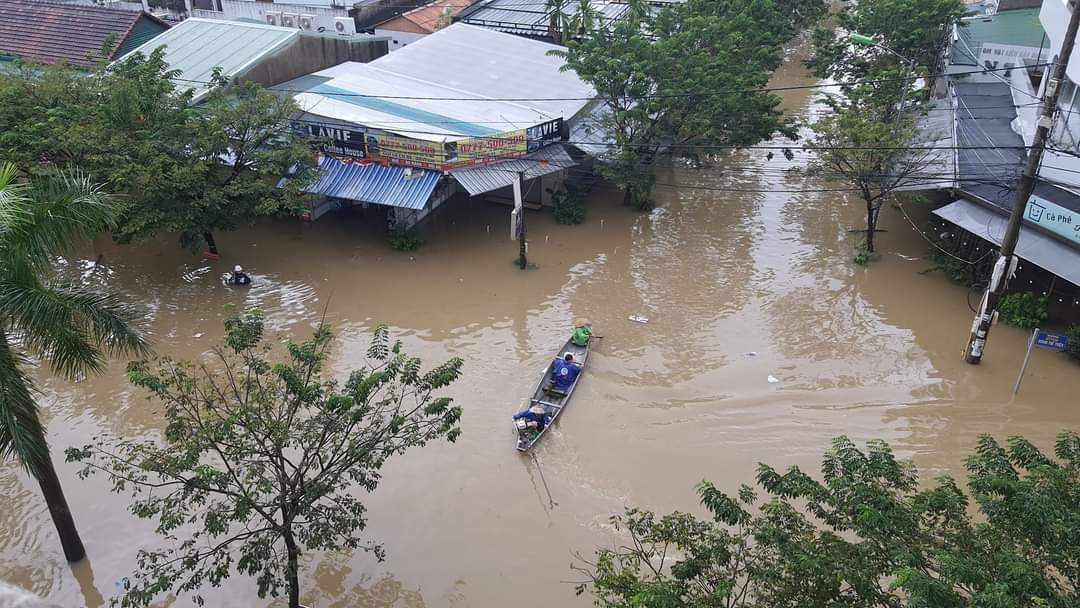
left=118, top=18, right=299, bottom=103
left=372, top=23, right=594, bottom=121
left=280, top=23, right=595, bottom=141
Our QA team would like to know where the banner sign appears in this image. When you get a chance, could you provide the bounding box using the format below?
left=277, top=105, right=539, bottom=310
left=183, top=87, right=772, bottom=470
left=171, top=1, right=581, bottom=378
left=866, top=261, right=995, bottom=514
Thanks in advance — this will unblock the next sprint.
left=1026, top=195, right=1080, bottom=246
left=445, top=129, right=528, bottom=169
left=296, top=122, right=367, bottom=159
left=296, top=118, right=565, bottom=170
left=527, top=118, right=564, bottom=152
left=366, top=132, right=444, bottom=170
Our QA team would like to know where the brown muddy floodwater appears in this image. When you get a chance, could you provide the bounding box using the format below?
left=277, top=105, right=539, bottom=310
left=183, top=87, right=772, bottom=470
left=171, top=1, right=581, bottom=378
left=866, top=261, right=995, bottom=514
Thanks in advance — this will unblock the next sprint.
left=3, top=45, right=1080, bottom=608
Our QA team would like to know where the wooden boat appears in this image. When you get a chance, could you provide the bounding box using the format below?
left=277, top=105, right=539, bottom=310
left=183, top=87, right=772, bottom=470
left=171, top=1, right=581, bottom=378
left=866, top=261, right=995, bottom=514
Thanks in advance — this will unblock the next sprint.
left=515, top=336, right=590, bottom=452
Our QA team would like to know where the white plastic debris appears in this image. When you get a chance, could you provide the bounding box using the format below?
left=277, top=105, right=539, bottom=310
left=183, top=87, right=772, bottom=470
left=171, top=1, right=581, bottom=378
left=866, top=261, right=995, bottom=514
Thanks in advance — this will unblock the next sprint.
left=767, top=375, right=780, bottom=384
left=628, top=315, right=649, bottom=324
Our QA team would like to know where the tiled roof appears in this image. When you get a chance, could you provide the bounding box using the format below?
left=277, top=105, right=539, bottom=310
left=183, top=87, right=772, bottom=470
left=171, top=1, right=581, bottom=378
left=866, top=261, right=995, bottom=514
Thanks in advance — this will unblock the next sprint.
left=0, top=0, right=165, bottom=68
left=376, top=0, right=475, bottom=34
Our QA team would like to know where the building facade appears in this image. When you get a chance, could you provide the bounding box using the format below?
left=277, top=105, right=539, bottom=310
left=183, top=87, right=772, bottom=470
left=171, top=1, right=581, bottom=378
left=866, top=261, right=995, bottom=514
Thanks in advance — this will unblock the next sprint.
left=278, top=22, right=594, bottom=228
left=925, top=0, right=1080, bottom=319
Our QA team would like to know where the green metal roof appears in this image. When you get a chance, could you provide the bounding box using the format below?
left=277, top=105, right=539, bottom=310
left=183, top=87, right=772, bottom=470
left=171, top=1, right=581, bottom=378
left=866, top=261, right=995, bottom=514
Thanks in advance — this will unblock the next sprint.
left=952, top=9, right=1047, bottom=65
left=115, top=15, right=170, bottom=59
left=117, top=18, right=299, bottom=103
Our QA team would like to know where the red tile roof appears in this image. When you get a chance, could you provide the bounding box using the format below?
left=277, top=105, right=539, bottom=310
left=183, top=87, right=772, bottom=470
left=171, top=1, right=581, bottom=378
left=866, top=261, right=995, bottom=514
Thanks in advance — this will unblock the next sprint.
left=376, top=0, right=475, bottom=34
left=0, top=0, right=161, bottom=68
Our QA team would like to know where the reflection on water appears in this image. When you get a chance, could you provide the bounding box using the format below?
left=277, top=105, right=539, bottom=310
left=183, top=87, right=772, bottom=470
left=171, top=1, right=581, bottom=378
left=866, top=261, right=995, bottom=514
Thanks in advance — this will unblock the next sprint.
left=3, top=37, right=1080, bottom=608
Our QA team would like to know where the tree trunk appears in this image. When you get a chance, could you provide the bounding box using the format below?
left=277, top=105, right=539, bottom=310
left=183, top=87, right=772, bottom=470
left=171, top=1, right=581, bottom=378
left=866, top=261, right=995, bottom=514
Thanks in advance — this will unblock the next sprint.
left=34, top=455, right=86, bottom=562
left=284, top=532, right=301, bottom=608
left=203, top=232, right=220, bottom=260
left=865, top=202, right=876, bottom=254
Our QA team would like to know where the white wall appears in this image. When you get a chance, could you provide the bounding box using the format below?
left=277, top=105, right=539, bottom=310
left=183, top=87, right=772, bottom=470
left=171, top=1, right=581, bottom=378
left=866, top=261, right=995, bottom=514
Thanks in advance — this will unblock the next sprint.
left=1037, top=0, right=1080, bottom=190
left=194, top=0, right=348, bottom=32
left=1040, top=0, right=1080, bottom=82
left=372, top=28, right=425, bottom=51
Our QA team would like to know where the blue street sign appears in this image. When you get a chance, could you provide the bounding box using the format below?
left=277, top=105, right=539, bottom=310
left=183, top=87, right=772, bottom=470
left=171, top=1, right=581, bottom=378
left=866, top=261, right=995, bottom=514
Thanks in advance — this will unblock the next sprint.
left=1035, top=330, right=1069, bottom=351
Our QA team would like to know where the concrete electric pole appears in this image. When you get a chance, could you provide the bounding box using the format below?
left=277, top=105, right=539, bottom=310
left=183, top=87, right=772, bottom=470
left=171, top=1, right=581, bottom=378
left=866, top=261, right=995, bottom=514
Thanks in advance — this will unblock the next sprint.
left=964, top=2, right=1080, bottom=364
left=513, top=170, right=527, bottom=269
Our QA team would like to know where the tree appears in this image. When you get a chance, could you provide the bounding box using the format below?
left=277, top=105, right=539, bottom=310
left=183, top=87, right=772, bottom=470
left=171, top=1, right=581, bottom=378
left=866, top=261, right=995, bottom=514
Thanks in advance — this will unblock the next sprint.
left=575, top=431, right=1080, bottom=608
left=555, top=0, right=825, bottom=209
left=806, top=0, right=967, bottom=85
left=806, top=83, right=938, bottom=255
left=0, top=49, right=315, bottom=255
left=546, top=0, right=572, bottom=44
left=66, top=311, right=464, bottom=608
left=568, top=0, right=601, bottom=39
left=0, top=163, right=148, bottom=562
left=113, top=71, right=316, bottom=255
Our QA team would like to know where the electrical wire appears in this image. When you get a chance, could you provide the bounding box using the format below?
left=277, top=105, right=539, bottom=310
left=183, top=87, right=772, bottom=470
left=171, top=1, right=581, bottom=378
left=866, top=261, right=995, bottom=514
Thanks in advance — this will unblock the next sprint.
left=171, top=63, right=1047, bottom=103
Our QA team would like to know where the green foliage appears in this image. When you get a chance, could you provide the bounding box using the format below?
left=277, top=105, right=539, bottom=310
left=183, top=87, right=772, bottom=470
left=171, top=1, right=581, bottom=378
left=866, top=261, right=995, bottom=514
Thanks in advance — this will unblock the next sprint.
left=551, top=184, right=586, bottom=225
left=0, top=50, right=316, bottom=253
left=0, top=163, right=147, bottom=558
left=997, top=292, right=1049, bottom=329
left=67, top=312, right=463, bottom=608
left=925, top=250, right=991, bottom=288
left=578, top=432, right=1080, bottom=608
left=1066, top=325, right=1080, bottom=362
left=555, top=0, right=824, bottom=209
left=388, top=227, right=424, bottom=251
left=808, top=80, right=936, bottom=254
left=807, top=0, right=967, bottom=83
left=853, top=246, right=879, bottom=266
left=545, top=0, right=572, bottom=43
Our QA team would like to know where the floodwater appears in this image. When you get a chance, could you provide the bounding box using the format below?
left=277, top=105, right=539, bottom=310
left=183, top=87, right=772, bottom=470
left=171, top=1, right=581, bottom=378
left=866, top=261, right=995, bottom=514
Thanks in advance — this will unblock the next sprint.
left=3, top=43, right=1080, bottom=608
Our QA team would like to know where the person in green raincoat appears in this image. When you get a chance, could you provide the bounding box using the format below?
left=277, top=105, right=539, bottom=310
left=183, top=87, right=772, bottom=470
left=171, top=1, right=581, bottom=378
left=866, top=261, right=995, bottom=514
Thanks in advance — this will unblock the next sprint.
left=571, top=318, right=592, bottom=347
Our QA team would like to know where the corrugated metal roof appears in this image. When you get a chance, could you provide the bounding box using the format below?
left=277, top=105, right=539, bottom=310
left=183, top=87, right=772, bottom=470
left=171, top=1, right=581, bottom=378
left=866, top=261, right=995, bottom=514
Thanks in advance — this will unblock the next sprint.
left=450, top=144, right=574, bottom=195
left=0, top=0, right=167, bottom=68
left=281, top=23, right=595, bottom=142
left=117, top=18, right=299, bottom=102
left=952, top=9, right=1046, bottom=65
left=366, top=23, right=595, bottom=125
left=456, top=0, right=628, bottom=37
left=116, top=15, right=170, bottom=58
left=569, top=102, right=614, bottom=157
left=934, top=199, right=1080, bottom=286
left=305, top=155, right=441, bottom=209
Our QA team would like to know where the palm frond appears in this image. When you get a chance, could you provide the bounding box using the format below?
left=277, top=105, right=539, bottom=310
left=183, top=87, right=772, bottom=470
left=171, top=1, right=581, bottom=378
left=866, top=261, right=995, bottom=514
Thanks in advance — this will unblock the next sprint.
left=0, top=163, right=31, bottom=237
left=0, top=164, right=118, bottom=272
left=0, top=280, right=149, bottom=380
left=0, top=328, right=50, bottom=475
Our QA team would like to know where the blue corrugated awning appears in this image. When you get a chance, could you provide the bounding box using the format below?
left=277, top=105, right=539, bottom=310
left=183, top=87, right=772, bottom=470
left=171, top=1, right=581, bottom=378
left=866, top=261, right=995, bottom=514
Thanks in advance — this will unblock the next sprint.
left=304, top=156, right=441, bottom=210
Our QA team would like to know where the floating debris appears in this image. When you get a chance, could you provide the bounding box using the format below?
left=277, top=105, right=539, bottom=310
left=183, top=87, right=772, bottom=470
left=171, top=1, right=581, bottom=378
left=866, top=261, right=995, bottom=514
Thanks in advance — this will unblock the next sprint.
left=628, top=315, right=649, bottom=324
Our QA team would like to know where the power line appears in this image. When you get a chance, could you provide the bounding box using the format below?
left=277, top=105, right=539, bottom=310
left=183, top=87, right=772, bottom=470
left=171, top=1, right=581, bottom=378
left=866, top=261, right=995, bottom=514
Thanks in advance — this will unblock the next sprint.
left=284, top=102, right=1038, bottom=127
left=173, top=63, right=1045, bottom=103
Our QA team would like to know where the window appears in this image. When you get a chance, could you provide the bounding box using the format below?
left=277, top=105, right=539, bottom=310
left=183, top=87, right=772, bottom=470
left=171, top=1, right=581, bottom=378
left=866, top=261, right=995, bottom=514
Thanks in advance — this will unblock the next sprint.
left=1053, top=78, right=1080, bottom=153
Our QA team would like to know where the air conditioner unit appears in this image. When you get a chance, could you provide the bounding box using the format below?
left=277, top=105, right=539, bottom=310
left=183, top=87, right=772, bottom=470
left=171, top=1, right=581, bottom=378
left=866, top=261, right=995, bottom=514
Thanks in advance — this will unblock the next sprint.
left=281, top=12, right=299, bottom=28
left=334, top=16, right=356, bottom=36
left=298, top=14, right=315, bottom=30
left=265, top=11, right=282, bottom=26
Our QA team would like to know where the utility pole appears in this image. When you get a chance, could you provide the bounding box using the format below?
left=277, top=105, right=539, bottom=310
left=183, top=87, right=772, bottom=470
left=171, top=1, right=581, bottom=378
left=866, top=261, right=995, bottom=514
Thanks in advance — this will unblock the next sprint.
left=514, top=170, right=527, bottom=269
left=964, top=3, right=1080, bottom=364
